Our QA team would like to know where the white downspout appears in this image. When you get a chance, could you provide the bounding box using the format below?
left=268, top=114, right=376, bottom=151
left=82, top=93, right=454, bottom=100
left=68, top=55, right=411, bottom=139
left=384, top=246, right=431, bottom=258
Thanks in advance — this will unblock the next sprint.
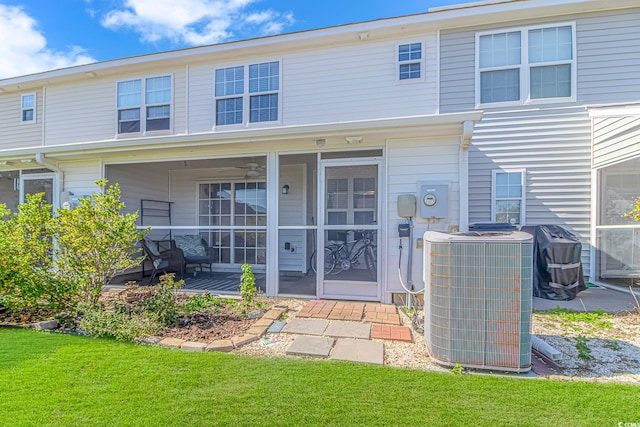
left=459, top=119, right=475, bottom=232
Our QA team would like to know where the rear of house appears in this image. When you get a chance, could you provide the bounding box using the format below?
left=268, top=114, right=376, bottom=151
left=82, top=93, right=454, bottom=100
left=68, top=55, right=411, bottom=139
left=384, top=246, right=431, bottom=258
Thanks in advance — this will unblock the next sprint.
left=0, top=0, right=638, bottom=302
left=438, top=0, right=640, bottom=286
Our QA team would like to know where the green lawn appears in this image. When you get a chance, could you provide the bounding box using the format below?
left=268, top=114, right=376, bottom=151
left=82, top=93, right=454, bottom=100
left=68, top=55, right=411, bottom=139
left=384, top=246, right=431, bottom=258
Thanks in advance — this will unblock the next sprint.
left=0, top=329, right=638, bottom=426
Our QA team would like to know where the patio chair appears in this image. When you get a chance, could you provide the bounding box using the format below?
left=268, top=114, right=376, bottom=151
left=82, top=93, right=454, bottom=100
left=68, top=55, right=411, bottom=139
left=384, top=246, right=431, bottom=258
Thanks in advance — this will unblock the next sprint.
left=174, top=235, right=215, bottom=277
left=140, top=237, right=185, bottom=285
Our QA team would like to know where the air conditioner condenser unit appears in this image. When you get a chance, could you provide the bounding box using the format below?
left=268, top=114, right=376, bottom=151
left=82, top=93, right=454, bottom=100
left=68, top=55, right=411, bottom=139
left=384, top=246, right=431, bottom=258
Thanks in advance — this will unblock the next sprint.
left=423, top=230, right=533, bottom=373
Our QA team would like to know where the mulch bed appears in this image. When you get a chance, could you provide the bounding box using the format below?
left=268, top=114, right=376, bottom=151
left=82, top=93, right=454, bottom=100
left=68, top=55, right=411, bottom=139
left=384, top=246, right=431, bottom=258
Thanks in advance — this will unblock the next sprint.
left=158, top=310, right=258, bottom=342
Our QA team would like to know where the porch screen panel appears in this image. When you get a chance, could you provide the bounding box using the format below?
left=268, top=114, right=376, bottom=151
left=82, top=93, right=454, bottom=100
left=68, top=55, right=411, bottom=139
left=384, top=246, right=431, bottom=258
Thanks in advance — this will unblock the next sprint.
left=598, top=161, right=640, bottom=278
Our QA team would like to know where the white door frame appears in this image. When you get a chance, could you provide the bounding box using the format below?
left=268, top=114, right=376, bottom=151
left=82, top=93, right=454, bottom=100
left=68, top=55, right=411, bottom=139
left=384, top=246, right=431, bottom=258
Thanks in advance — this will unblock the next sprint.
left=19, top=172, right=60, bottom=209
left=318, top=157, right=383, bottom=301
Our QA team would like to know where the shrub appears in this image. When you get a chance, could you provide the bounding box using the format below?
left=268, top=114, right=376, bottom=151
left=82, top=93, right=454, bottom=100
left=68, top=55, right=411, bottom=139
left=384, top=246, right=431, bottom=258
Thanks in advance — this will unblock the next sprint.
left=53, top=179, right=146, bottom=309
left=0, top=180, right=145, bottom=313
left=79, top=304, right=161, bottom=342
left=0, top=195, right=70, bottom=311
left=140, top=274, right=184, bottom=326
left=181, top=291, right=236, bottom=314
left=239, top=263, right=257, bottom=311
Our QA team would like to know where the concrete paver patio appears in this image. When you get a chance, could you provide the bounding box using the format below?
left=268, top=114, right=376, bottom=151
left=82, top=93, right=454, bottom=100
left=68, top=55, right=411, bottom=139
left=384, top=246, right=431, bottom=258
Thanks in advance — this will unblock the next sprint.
left=282, top=301, right=412, bottom=364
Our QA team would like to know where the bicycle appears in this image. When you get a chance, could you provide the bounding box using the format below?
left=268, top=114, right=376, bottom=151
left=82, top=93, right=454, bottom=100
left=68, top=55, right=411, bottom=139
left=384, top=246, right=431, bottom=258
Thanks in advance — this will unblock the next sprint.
left=310, top=229, right=377, bottom=281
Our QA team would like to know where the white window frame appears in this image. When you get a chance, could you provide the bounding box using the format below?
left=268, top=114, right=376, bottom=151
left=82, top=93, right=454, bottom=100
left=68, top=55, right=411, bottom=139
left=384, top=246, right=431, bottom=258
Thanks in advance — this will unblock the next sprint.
left=214, top=59, right=282, bottom=129
left=116, top=74, right=173, bottom=135
left=396, top=41, right=424, bottom=83
left=475, top=22, right=576, bottom=107
left=196, top=180, right=268, bottom=269
left=21, top=93, right=36, bottom=124
left=491, top=169, right=526, bottom=226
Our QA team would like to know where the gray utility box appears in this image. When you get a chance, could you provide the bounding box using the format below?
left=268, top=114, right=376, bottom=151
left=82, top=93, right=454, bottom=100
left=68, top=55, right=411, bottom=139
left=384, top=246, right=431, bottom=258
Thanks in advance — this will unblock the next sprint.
left=423, top=230, right=533, bottom=373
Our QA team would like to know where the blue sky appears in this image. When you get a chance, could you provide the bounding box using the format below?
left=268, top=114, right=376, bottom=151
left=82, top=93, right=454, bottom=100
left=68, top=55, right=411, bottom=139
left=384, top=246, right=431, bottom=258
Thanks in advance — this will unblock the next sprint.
left=0, top=0, right=467, bottom=79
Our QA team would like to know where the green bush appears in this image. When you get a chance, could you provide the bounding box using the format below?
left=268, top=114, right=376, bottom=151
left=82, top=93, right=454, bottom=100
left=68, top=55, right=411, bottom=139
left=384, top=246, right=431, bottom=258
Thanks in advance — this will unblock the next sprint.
left=139, top=274, right=183, bottom=326
left=0, top=194, right=70, bottom=311
left=53, top=179, right=146, bottom=309
left=181, top=290, right=236, bottom=314
left=79, top=304, right=161, bottom=342
left=0, top=179, right=145, bottom=313
left=239, top=263, right=257, bottom=312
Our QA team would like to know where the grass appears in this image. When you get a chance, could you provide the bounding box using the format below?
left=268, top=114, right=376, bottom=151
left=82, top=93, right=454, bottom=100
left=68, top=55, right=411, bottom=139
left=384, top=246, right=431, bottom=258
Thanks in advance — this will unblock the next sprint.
left=535, top=307, right=614, bottom=334
left=1, top=329, right=639, bottom=426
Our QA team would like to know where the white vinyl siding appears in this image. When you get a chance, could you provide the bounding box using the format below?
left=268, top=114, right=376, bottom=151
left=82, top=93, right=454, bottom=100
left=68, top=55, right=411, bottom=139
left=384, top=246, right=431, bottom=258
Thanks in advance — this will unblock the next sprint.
left=57, top=159, right=102, bottom=194
left=468, top=106, right=592, bottom=271
left=441, top=9, right=640, bottom=113
left=0, top=91, right=42, bottom=148
left=386, top=135, right=461, bottom=292
left=592, top=115, right=640, bottom=169
left=476, top=23, right=576, bottom=106
left=21, top=93, right=36, bottom=123
left=577, top=9, right=640, bottom=105
left=284, top=34, right=438, bottom=125
left=105, top=163, right=170, bottom=221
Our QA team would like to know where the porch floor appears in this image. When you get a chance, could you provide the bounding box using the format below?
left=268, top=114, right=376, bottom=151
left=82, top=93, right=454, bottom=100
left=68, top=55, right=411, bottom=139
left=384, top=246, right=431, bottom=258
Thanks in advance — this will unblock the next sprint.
left=110, top=270, right=266, bottom=294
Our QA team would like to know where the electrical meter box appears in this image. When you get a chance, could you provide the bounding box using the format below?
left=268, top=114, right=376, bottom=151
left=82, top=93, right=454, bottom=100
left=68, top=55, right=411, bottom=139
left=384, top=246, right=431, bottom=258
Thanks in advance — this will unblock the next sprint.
left=419, top=184, right=449, bottom=219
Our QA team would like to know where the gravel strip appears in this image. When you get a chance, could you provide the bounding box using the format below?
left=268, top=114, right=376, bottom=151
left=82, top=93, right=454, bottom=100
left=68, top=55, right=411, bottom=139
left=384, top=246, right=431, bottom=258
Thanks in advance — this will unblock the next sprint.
left=233, top=299, right=640, bottom=383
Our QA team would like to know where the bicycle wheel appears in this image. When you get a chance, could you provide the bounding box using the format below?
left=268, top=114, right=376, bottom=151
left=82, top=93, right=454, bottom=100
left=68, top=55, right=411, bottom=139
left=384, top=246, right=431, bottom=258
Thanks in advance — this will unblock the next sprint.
left=310, top=247, right=336, bottom=275
left=331, top=245, right=350, bottom=274
left=364, top=244, right=377, bottom=281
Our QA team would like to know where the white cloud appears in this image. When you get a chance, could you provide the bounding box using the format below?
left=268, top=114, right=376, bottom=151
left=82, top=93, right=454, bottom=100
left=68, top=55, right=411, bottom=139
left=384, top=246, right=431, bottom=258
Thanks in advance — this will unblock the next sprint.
left=0, top=5, right=95, bottom=79
left=101, top=0, right=295, bottom=46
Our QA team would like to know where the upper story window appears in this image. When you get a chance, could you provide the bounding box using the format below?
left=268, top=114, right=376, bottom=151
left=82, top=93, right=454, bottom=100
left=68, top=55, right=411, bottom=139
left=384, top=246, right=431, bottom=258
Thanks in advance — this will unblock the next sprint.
left=398, top=43, right=422, bottom=81
left=215, top=61, right=280, bottom=126
left=117, top=75, right=172, bottom=134
left=492, top=169, right=525, bottom=226
left=477, top=23, right=575, bottom=105
left=21, top=93, right=36, bottom=123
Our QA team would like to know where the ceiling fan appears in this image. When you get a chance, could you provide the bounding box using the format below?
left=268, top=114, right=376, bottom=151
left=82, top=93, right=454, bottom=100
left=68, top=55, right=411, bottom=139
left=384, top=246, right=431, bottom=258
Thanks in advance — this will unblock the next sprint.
left=237, top=159, right=266, bottom=178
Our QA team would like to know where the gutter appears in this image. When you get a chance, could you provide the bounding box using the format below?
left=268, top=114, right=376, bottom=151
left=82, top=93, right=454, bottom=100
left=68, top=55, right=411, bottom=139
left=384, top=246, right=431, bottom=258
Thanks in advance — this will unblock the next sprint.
left=0, top=111, right=484, bottom=159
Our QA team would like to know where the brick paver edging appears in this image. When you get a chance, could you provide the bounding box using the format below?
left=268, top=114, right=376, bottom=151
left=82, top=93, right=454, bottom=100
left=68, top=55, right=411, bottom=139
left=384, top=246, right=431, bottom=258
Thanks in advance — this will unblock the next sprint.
left=144, top=308, right=286, bottom=352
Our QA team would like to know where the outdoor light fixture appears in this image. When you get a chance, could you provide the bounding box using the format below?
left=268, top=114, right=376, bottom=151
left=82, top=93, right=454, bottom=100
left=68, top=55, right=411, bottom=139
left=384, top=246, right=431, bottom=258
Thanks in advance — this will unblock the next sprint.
left=0, top=161, right=14, bottom=166
left=21, top=159, right=35, bottom=163
left=315, top=139, right=326, bottom=147
left=345, top=136, right=363, bottom=144
left=282, top=184, right=290, bottom=195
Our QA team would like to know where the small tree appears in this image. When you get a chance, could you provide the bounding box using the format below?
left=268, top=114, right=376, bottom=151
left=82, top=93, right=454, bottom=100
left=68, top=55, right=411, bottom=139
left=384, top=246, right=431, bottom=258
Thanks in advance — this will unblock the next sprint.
left=53, top=179, right=146, bottom=309
left=0, top=194, right=64, bottom=311
left=239, top=263, right=257, bottom=311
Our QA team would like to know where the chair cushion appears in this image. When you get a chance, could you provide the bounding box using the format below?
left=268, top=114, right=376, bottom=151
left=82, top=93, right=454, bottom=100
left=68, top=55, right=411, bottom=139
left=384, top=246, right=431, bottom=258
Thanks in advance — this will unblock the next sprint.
left=143, top=237, right=160, bottom=256
left=174, top=235, right=206, bottom=257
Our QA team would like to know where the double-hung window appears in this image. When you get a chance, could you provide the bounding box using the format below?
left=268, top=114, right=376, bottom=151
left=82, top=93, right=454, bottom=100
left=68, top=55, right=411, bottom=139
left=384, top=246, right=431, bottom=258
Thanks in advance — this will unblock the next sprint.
left=492, top=170, right=525, bottom=226
left=21, top=93, right=36, bottom=123
left=215, top=66, right=244, bottom=126
left=398, top=43, right=422, bottom=81
left=117, top=75, right=172, bottom=134
left=215, top=61, right=280, bottom=126
left=477, top=23, right=575, bottom=105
